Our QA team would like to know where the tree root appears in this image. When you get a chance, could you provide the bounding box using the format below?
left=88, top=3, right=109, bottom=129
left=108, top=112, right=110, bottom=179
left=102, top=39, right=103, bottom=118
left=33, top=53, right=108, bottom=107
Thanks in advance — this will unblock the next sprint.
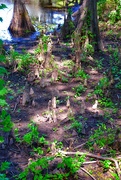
left=58, top=150, right=121, bottom=178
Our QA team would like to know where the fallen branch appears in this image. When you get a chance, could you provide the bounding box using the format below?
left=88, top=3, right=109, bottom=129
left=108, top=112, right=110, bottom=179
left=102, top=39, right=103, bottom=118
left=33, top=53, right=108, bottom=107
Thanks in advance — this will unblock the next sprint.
left=58, top=150, right=121, bottom=178
left=78, top=167, right=97, bottom=180
left=83, top=161, right=97, bottom=165
left=74, top=142, right=86, bottom=149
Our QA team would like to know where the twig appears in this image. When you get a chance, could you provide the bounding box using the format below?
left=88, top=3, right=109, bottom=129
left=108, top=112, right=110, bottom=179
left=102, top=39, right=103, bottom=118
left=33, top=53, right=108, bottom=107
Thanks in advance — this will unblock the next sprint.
left=78, top=167, right=97, bottom=180
left=13, top=96, right=20, bottom=112
left=74, top=143, right=86, bottom=149
left=58, top=150, right=121, bottom=178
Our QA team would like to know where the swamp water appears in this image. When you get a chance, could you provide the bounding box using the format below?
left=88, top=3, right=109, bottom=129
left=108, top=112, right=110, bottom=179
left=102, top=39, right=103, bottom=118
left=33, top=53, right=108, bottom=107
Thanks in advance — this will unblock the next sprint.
left=0, top=0, right=66, bottom=52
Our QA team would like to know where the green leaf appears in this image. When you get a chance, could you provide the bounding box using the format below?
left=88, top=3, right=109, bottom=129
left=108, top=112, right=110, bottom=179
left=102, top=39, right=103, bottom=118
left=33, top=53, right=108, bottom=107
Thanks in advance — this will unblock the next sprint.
left=0, top=55, right=6, bottom=62
left=0, top=88, right=7, bottom=96
left=0, top=17, right=3, bottom=22
left=0, top=174, right=9, bottom=180
left=0, top=99, right=7, bottom=106
left=0, top=4, right=7, bottom=9
left=0, top=162, right=10, bottom=171
left=0, top=136, right=4, bottom=143
left=0, top=67, right=7, bottom=76
left=0, top=79, right=5, bottom=87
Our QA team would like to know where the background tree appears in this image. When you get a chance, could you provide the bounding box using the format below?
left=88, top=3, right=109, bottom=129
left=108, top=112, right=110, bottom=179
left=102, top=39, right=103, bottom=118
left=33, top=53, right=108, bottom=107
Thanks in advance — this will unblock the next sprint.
left=72, top=0, right=104, bottom=71
left=8, top=0, right=35, bottom=37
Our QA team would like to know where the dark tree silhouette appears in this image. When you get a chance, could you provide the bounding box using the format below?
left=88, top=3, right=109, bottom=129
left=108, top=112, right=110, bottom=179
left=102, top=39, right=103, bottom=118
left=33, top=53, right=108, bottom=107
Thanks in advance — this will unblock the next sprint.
left=8, top=0, right=35, bottom=37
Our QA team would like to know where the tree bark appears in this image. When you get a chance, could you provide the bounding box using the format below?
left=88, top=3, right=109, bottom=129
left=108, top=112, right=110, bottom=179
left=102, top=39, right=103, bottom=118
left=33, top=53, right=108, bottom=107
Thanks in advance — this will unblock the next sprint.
left=72, top=0, right=104, bottom=72
left=8, top=0, right=35, bottom=37
left=73, top=0, right=103, bottom=51
left=89, top=0, right=104, bottom=51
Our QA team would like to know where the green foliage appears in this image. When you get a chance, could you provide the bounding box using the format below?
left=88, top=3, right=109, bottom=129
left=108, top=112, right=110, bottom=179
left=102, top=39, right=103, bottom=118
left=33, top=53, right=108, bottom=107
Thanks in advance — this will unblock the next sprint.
left=100, top=160, right=112, bottom=170
left=93, top=77, right=115, bottom=108
left=112, top=172, right=120, bottom=180
left=98, top=97, right=114, bottom=108
left=58, top=155, right=85, bottom=176
left=0, top=4, right=7, bottom=9
left=86, top=123, right=116, bottom=149
left=17, top=53, right=35, bottom=71
left=15, top=122, right=49, bottom=146
left=61, top=76, right=69, bottom=83
left=31, top=147, right=43, bottom=155
left=73, top=84, right=86, bottom=97
left=63, top=60, right=75, bottom=69
left=17, top=157, right=54, bottom=180
left=0, top=161, right=10, bottom=180
left=0, top=162, right=10, bottom=171
left=0, top=79, right=8, bottom=107
left=23, top=122, right=40, bottom=145
left=98, top=0, right=121, bottom=23
left=0, top=110, right=13, bottom=132
left=108, top=1, right=121, bottom=24
left=95, top=77, right=109, bottom=94
left=14, top=128, right=21, bottom=143
left=76, top=69, right=89, bottom=80
left=70, top=119, right=82, bottom=134
left=53, top=140, right=63, bottom=150
left=84, top=43, right=94, bottom=55
left=41, top=34, right=51, bottom=53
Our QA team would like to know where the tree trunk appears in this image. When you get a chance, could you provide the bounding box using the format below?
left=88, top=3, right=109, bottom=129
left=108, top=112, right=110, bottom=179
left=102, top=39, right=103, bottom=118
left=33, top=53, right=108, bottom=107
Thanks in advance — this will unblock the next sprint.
left=89, top=0, right=104, bottom=51
left=72, top=0, right=104, bottom=71
left=73, top=0, right=103, bottom=51
left=8, top=0, right=35, bottom=37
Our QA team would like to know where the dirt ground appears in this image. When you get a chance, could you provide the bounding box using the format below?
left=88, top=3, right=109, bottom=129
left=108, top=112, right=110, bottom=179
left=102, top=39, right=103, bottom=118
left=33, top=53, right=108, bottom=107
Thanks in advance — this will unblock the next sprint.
left=1, top=30, right=121, bottom=180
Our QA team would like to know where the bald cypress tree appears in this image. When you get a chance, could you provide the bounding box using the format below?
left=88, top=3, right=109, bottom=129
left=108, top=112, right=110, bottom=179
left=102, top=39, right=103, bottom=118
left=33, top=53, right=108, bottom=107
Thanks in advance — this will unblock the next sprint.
left=8, top=0, right=35, bottom=37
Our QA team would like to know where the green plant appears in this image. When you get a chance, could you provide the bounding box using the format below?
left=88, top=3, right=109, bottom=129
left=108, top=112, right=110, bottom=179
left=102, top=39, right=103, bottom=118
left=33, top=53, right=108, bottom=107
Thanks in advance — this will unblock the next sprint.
left=61, top=76, right=69, bottom=83
left=39, top=136, right=48, bottom=145
left=0, top=110, right=13, bottom=132
left=107, top=149, right=116, bottom=157
left=112, top=172, right=120, bottom=180
left=41, top=34, right=51, bottom=53
left=100, top=160, right=112, bottom=170
left=31, top=147, right=43, bottom=155
left=17, top=157, right=54, bottom=180
left=17, top=53, right=35, bottom=71
left=0, top=161, right=10, bottom=180
left=84, top=43, right=94, bottom=55
left=70, top=120, right=82, bottom=134
left=20, top=122, right=49, bottom=147
left=52, top=140, right=63, bottom=151
left=95, top=58, right=103, bottom=70
left=73, top=84, right=86, bottom=97
left=86, top=123, right=116, bottom=149
left=76, top=69, right=89, bottom=80
left=22, top=122, right=40, bottom=145
left=93, top=76, right=114, bottom=108
left=14, top=128, right=21, bottom=143
left=98, top=97, right=114, bottom=108
left=63, top=60, right=74, bottom=69
left=95, top=77, right=109, bottom=93
left=57, top=155, right=85, bottom=178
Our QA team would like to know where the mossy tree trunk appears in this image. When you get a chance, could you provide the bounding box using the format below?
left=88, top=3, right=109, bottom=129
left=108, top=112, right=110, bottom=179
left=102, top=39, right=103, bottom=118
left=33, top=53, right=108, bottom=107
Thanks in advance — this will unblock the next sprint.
left=8, top=0, right=35, bottom=37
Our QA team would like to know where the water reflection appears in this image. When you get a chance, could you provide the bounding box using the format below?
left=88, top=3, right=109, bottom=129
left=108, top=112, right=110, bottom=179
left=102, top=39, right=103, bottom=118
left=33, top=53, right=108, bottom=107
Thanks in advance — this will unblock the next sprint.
left=0, top=0, right=65, bottom=41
